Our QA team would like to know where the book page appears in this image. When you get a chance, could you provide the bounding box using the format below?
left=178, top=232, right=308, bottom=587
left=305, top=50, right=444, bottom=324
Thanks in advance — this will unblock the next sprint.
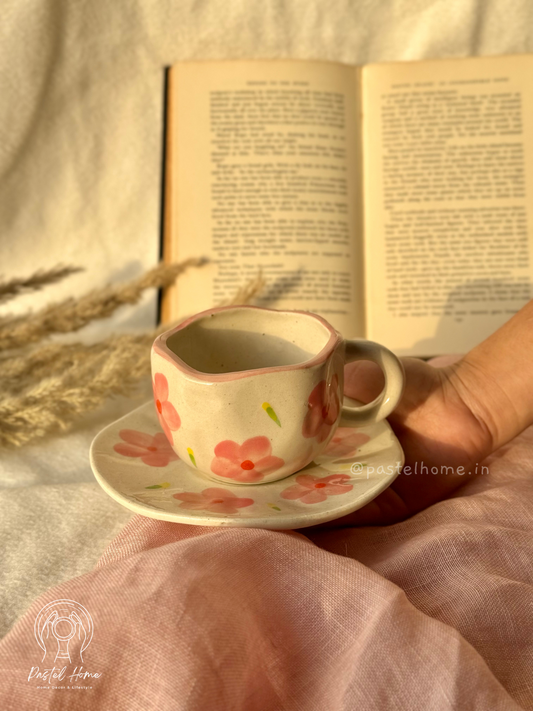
left=362, top=54, right=533, bottom=356
left=164, top=60, right=364, bottom=338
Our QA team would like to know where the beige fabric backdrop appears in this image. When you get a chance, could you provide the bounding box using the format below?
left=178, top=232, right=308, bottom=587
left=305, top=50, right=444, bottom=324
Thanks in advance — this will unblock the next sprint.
left=1, top=0, right=532, bottom=636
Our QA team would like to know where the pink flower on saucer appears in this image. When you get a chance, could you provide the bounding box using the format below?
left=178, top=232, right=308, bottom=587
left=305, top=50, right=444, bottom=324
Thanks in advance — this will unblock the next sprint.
left=323, top=428, right=370, bottom=458
left=211, top=436, right=285, bottom=483
left=113, top=429, right=179, bottom=467
left=173, top=488, right=254, bottom=514
left=302, top=374, right=341, bottom=444
left=280, top=472, right=353, bottom=504
left=153, top=372, right=181, bottom=444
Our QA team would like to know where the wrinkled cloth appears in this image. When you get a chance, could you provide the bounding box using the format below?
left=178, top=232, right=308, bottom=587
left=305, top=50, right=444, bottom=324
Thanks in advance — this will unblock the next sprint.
left=0, top=422, right=532, bottom=710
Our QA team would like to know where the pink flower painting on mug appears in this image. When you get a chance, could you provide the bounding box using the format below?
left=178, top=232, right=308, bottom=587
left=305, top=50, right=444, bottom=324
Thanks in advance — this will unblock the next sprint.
left=153, top=372, right=181, bottom=444
left=113, top=429, right=179, bottom=467
left=323, top=428, right=370, bottom=458
left=211, top=436, right=285, bottom=483
left=173, top=488, right=254, bottom=514
left=280, top=472, right=353, bottom=504
left=302, top=374, right=341, bottom=444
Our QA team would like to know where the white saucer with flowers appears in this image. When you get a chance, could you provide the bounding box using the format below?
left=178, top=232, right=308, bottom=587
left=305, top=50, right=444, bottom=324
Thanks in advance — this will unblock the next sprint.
left=90, top=397, right=404, bottom=530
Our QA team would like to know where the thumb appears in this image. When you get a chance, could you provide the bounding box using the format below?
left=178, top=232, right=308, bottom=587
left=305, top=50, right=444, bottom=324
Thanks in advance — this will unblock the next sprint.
left=343, top=360, right=385, bottom=404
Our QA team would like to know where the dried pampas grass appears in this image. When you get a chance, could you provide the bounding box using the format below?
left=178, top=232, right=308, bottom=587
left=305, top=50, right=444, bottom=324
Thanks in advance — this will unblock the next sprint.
left=216, top=271, right=266, bottom=307
left=0, top=334, right=155, bottom=447
left=0, top=265, right=82, bottom=305
left=0, top=258, right=206, bottom=351
left=0, top=260, right=265, bottom=447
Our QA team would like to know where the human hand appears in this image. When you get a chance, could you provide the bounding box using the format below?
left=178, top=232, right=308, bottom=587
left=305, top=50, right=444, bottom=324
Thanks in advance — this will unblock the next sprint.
left=303, top=355, right=493, bottom=530
left=300, top=300, right=533, bottom=530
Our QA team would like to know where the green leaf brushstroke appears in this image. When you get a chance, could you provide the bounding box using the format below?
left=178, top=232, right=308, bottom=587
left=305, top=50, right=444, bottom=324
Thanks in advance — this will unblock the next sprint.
left=262, top=402, right=281, bottom=427
left=267, top=503, right=282, bottom=511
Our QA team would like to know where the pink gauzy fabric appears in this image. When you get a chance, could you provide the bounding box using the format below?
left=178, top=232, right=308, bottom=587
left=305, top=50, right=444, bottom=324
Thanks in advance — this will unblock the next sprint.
left=1, top=373, right=533, bottom=707
left=1, top=434, right=532, bottom=709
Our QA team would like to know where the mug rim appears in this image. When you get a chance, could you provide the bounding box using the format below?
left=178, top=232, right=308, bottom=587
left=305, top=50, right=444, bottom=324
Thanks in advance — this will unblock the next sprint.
left=152, top=305, right=342, bottom=382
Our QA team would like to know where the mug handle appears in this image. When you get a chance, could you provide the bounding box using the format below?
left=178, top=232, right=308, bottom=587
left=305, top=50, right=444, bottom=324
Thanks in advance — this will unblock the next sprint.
left=340, top=340, right=405, bottom=426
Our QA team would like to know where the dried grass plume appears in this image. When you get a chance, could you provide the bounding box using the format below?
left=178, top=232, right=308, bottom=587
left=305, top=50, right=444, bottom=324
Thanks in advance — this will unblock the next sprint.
left=0, top=258, right=206, bottom=351
left=0, top=265, right=82, bottom=305
left=0, top=261, right=266, bottom=447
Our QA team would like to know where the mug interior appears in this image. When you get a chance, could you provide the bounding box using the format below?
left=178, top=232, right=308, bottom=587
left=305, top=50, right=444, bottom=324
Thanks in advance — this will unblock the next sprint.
left=166, top=308, right=332, bottom=374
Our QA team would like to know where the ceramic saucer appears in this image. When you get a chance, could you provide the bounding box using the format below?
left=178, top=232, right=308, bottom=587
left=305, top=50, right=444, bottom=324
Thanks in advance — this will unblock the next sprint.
left=90, top=398, right=404, bottom=530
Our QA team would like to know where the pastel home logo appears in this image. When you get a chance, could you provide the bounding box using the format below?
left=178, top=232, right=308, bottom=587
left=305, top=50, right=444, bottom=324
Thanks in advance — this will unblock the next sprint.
left=34, top=599, right=93, bottom=664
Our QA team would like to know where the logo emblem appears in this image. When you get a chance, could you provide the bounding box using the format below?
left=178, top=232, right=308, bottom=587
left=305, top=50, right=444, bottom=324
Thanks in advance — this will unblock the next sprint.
left=34, top=599, right=93, bottom=663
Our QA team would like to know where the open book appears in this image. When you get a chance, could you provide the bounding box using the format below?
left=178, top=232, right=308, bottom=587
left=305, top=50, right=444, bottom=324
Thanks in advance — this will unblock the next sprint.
left=161, top=55, right=533, bottom=356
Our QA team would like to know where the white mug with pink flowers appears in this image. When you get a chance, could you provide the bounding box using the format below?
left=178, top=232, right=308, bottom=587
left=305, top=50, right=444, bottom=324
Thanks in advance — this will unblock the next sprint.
left=151, top=305, right=404, bottom=485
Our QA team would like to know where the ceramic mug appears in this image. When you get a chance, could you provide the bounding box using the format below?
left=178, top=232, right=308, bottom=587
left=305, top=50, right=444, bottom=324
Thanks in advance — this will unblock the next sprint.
left=151, top=305, right=404, bottom=485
